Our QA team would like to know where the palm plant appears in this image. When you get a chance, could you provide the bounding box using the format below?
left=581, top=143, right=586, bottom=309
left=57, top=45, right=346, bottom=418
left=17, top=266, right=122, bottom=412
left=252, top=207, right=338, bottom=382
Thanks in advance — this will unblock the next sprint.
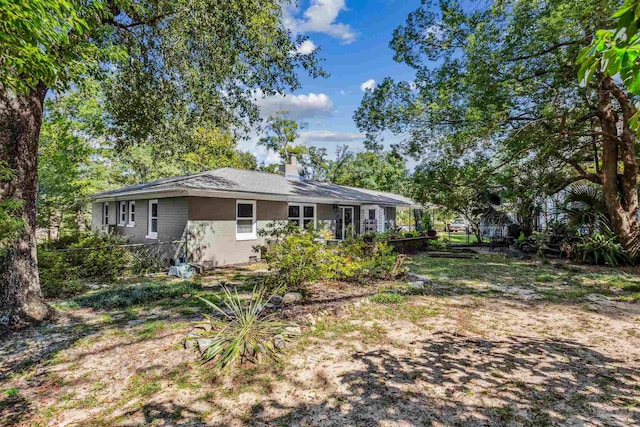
left=192, top=286, right=295, bottom=370
left=561, top=185, right=610, bottom=234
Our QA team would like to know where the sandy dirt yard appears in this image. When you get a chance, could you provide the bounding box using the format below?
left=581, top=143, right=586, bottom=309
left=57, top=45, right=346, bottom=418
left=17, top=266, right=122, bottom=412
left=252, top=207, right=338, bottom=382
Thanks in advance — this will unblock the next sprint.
left=1, top=254, right=639, bottom=426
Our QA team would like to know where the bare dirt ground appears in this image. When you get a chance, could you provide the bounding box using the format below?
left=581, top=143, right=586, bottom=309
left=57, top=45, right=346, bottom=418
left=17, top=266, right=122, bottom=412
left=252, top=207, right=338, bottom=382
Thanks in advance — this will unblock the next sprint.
left=1, top=255, right=639, bottom=426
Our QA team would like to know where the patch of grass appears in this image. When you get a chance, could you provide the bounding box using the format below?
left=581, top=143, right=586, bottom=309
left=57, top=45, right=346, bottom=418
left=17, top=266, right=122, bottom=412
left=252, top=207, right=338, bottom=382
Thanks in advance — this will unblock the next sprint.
left=3, top=387, right=19, bottom=397
left=72, top=279, right=202, bottom=309
left=135, top=320, right=165, bottom=339
left=361, top=301, right=440, bottom=323
left=440, top=232, right=478, bottom=244
left=168, top=363, right=200, bottom=390
left=619, top=292, right=640, bottom=302
left=123, top=374, right=161, bottom=399
left=408, top=253, right=640, bottom=302
left=370, top=292, right=405, bottom=304
left=535, top=273, right=556, bottom=283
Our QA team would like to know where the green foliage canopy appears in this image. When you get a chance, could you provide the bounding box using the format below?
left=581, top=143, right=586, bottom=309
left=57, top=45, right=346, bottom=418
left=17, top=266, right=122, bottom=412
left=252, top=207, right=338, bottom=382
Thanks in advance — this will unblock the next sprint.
left=2, top=0, right=325, bottom=140
left=355, top=0, right=619, bottom=197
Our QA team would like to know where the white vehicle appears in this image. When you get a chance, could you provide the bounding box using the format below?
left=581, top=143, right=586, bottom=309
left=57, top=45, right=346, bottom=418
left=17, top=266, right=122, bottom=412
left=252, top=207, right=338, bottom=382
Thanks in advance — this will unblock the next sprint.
left=447, top=217, right=469, bottom=232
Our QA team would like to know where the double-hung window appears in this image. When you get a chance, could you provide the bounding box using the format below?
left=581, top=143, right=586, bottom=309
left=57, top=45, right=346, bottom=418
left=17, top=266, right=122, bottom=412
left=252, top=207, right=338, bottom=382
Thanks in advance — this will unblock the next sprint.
left=236, top=200, right=256, bottom=240
left=288, top=204, right=316, bottom=229
left=118, top=201, right=127, bottom=226
left=147, top=199, right=158, bottom=239
left=128, top=201, right=135, bottom=227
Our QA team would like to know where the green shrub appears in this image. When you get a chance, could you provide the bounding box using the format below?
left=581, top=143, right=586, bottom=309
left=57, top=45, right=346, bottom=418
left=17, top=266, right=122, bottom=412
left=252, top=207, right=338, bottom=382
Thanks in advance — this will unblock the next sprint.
left=428, top=238, right=446, bottom=250
left=191, top=286, right=294, bottom=370
left=38, top=232, right=130, bottom=297
left=572, top=233, right=629, bottom=267
left=260, top=223, right=400, bottom=288
left=261, top=229, right=326, bottom=288
left=328, top=239, right=397, bottom=282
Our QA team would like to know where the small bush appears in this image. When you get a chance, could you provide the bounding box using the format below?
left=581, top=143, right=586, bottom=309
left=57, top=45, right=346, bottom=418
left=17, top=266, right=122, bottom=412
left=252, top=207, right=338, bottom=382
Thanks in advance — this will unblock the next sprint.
left=572, top=233, right=629, bottom=267
left=261, top=228, right=326, bottom=288
left=259, top=222, right=400, bottom=289
left=328, top=239, right=398, bottom=282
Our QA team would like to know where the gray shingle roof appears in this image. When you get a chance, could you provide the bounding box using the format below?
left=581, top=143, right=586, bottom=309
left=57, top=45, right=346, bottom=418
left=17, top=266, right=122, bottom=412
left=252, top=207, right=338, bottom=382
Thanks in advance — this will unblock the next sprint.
left=90, top=168, right=415, bottom=206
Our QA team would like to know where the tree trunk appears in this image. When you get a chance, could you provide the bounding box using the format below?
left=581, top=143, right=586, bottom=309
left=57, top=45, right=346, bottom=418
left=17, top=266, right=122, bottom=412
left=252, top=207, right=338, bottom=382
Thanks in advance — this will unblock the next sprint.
left=598, top=77, right=640, bottom=258
left=0, top=83, right=51, bottom=328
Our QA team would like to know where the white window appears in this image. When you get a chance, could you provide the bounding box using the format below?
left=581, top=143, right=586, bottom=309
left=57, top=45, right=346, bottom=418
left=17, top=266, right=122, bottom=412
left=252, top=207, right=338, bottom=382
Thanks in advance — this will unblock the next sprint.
left=147, top=199, right=158, bottom=239
left=103, top=203, right=109, bottom=231
left=127, top=201, right=135, bottom=227
left=236, top=200, right=256, bottom=240
left=118, top=201, right=127, bottom=226
left=288, top=203, right=316, bottom=229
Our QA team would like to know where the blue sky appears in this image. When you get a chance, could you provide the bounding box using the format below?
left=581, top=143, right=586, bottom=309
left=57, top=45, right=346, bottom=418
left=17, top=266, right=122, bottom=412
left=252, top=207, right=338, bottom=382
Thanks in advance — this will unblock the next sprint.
left=241, top=0, right=421, bottom=164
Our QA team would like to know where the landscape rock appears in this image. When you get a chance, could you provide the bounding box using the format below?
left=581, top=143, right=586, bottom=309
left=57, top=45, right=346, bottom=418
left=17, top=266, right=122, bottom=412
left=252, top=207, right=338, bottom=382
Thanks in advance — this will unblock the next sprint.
left=303, top=313, right=316, bottom=326
left=183, top=331, right=200, bottom=350
left=407, top=281, right=425, bottom=291
left=273, top=334, right=287, bottom=349
left=196, top=338, right=215, bottom=351
left=406, top=273, right=433, bottom=285
left=488, top=284, right=539, bottom=300
left=268, top=295, right=283, bottom=306
left=283, top=292, right=303, bottom=304
left=585, top=294, right=612, bottom=306
left=284, top=325, right=302, bottom=335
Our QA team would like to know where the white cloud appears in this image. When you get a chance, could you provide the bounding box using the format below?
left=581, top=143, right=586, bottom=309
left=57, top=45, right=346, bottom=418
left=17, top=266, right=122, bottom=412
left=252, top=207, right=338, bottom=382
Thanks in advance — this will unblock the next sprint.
left=265, top=150, right=281, bottom=163
left=360, top=79, right=376, bottom=91
left=296, top=40, right=317, bottom=55
left=424, top=23, right=445, bottom=38
left=255, top=92, right=334, bottom=120
left=299, top=130, right=365, bottom=143
left=285, top=0, right=356, bottom=44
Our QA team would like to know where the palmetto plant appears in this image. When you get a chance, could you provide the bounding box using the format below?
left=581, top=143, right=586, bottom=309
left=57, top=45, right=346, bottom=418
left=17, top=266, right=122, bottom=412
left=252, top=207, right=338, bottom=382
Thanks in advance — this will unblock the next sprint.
left=192, top=286, right=294, bottom=370
left=561, top=185, right=610, bottom=234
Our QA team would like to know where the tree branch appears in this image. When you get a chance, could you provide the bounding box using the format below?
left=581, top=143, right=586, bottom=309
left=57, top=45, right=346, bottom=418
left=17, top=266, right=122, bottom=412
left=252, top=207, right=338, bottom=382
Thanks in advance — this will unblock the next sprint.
left=507, top=37, right=589, bottom=62
left=551, top=152, right=601, bottom=184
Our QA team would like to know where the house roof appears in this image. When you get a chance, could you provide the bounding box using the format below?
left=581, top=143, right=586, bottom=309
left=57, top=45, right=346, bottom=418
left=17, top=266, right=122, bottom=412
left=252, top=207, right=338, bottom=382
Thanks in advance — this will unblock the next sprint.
left=89, top=168, right=417, bottom=207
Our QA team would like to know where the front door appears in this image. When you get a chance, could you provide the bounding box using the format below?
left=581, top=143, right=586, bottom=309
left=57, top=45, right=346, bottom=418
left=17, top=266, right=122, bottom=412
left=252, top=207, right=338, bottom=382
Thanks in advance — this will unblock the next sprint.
left=336, top=206, right=354, bottom=240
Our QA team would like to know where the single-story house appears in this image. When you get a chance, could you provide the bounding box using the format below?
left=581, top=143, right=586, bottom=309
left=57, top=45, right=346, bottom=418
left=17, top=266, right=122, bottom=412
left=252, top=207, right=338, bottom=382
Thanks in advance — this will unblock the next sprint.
left=89, top=156, right=416, bottom=267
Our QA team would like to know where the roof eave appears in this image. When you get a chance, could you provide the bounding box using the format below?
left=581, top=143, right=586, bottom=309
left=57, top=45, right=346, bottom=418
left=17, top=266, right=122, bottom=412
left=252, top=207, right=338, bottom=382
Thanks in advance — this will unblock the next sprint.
left=90, top=186, right=413, bottom=207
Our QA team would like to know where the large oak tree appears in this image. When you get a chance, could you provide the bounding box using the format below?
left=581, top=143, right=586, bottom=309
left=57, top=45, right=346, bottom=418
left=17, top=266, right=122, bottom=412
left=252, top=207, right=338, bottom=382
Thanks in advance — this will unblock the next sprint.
left=355, top=0, right=640, bottom=256
left=0, top=0, right=322, bottom=327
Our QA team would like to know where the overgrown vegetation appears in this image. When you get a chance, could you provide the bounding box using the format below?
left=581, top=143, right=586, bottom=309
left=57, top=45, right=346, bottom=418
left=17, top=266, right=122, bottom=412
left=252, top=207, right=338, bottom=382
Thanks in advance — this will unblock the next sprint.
left=71, top=280, right=201, bottom=310
left=258, top=222, right=399, bottom=290
left=38, top=232, right=170, bottom=298
left=573, top=233, right=629, bottom=267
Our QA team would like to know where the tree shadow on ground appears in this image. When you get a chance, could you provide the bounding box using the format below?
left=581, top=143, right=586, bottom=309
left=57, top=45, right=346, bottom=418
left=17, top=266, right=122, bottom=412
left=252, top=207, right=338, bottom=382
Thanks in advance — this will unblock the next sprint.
left=118, top=401, right=206, bottom=426
left=257, top=332, right=640, bottom=426
left=0, top=281, right=208, bottom=425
